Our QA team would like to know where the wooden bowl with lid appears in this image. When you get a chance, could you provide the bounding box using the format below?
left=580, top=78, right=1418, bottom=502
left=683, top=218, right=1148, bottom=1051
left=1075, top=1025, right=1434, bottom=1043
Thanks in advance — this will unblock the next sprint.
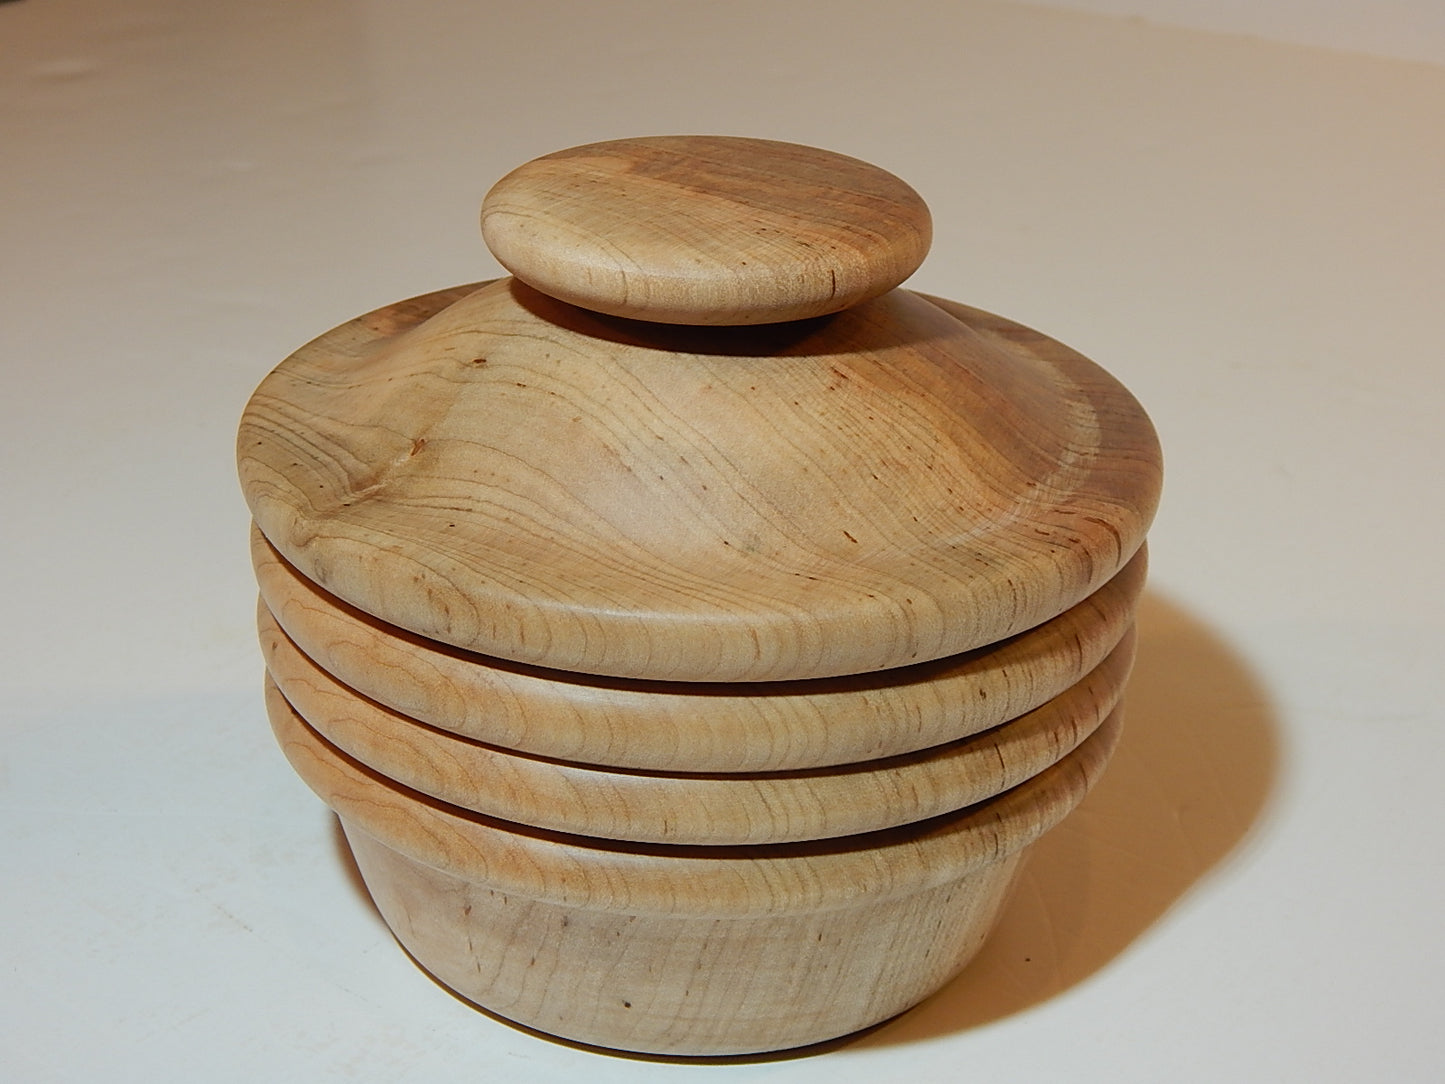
left=238, top=135, right=1162, bottom=1054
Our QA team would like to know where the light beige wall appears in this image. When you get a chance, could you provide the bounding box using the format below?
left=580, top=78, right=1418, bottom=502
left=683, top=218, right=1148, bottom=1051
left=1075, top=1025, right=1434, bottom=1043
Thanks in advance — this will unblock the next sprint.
left=1012, top=0, right=1445, bottom=65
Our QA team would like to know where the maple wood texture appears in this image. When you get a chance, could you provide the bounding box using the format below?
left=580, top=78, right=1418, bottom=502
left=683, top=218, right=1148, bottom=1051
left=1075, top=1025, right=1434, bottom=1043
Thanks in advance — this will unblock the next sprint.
left=267, top=681, right=1121, bottom=1054
left=239, top=135, right=1161, bottom=1054
left=260, top=604, right=1134, bottom=844
left=252, top=525, right=1145, bottom=771
left=238, top=282, right=1160, bottom=682
left=480, top=136, right=932, bottom=325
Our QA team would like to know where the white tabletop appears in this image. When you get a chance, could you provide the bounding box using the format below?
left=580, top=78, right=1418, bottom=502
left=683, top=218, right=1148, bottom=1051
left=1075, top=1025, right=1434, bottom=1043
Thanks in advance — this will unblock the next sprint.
left=4, top=1, right=1442, bottom=1080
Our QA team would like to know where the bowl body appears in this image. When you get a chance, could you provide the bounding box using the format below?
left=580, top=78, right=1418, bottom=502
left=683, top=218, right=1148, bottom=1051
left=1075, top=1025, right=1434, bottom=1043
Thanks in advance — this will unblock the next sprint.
left=253, top=524, right=1145, bottom=771
left=269, top=682, right=1122, bottom=1055
left=261, top=603, right=1134, bottom=844
left=345, top=819, right=1026, bottom=1055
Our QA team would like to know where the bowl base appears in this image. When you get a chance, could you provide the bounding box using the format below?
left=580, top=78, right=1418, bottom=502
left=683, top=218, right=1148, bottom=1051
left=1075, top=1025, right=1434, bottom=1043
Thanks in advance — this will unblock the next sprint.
left=343, top=819, right=1028, bottom=1056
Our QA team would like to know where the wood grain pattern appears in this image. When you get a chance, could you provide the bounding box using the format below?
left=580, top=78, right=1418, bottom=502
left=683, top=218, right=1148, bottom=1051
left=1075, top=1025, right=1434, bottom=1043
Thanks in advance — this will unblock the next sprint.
left=266, top=677, right=1121, bottom=915
left=260, top=602, right=1133, bottom=844
left=346, top=819, right=1024, bottom=1055
left=253, top=524, right=1144, bottom=770
left=480, top=136, right=931, bottom=325
left=242, top=138, right=1157, bottom=1054
left=238, top=281, right=1161, bottom=682
left=268, top=686, right=1120, bottom=1054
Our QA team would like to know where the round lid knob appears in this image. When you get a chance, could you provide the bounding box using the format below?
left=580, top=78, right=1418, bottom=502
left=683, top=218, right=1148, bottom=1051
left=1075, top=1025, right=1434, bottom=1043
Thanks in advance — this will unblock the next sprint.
left=480, top=136, right=931, bottom=325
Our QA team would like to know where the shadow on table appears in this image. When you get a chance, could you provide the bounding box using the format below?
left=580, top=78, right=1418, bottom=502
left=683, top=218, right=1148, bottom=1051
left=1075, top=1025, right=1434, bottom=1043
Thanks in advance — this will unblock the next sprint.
left=857, top=589, right=1281, bottom=1047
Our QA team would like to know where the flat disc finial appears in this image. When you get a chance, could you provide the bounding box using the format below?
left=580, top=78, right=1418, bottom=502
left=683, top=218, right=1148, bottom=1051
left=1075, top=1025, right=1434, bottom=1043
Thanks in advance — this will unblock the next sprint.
left=480, top=136, right=931, bottom=325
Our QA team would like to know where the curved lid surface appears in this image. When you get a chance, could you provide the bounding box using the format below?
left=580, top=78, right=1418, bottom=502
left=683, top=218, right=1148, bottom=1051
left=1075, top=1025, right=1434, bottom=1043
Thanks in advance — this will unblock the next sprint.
left=239, top=279, right=1161, bottom=681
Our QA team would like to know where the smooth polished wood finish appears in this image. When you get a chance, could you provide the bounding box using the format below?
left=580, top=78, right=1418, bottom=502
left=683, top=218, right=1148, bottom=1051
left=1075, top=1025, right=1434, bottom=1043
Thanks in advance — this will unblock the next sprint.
left=347, top=819, right=1024, bottom=1056
left=268, top=678, right=1122, bottom=915
left=238, top=281, right=1160, bottom=682
left=253, top=524, right=1145, bottom=770
left=480, top=136, right=931, bottom=325
left=260, top=604, right=1133, bottom=844
left=268, top=683, right=1121, bottom=1055
left=243, top=137, right=1156, bottom=1055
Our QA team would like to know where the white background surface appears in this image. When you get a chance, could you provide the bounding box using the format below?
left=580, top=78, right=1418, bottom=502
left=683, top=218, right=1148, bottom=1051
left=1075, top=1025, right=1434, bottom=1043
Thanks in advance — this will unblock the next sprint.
left=3, top=1, right=1442, bottom=1080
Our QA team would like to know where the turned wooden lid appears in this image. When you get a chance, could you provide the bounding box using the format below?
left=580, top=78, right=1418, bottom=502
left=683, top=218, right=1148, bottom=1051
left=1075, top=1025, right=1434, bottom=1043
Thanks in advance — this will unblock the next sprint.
left=238, top=139, right=1161, bottom=682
